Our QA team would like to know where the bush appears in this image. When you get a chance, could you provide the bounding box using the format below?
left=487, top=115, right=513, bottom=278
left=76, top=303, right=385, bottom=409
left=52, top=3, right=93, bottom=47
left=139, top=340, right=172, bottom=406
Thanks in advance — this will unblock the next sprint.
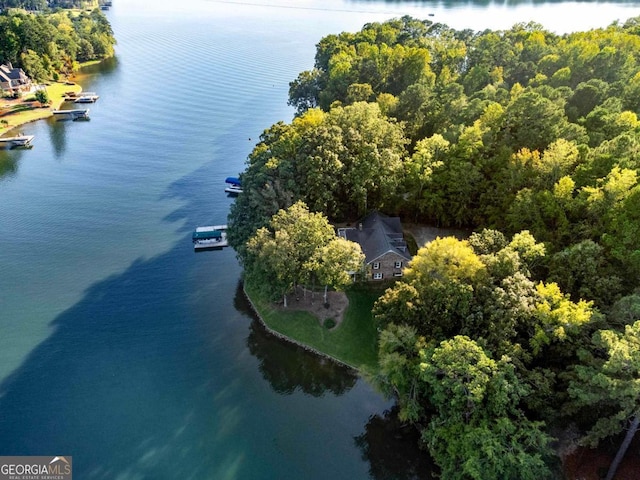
left=34, top=89, right=50, bottom=105
left=324, top=318, right=336, bottom=329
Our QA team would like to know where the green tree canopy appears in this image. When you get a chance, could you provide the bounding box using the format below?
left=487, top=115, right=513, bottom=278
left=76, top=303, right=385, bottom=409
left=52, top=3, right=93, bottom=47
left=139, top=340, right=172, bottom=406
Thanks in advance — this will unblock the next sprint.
left=231, top=16, right=640, bottom=474
left=245, top=202, right=362, bottom=306
left=419, top=336, right=554, bottom=480
left=567, top=321, right=640, bottom=480
left=305, top=237, right=364, bottom=303
left=0, top=8, right=116, bottom=80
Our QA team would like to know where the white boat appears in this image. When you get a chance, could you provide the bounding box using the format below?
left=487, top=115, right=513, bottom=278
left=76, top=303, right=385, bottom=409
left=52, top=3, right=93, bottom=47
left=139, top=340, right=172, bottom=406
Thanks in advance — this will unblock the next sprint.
left=224, top=185, right=243, bottom=194
left=64, top=91, right=97, bottom=100
left=224, top=176, right=242, bottom=195
left=193, top=224, right=228, bottom=250
left=0, top=134, right=34, bottom=148
left=53, top=109, right=90, bottom=120
left=74, top=94, right=99, bottom=103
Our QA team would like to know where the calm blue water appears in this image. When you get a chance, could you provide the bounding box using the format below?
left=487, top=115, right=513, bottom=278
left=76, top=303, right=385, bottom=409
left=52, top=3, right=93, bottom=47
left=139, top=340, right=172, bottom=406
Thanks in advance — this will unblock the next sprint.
left=1, top=0, right=639, bottom=478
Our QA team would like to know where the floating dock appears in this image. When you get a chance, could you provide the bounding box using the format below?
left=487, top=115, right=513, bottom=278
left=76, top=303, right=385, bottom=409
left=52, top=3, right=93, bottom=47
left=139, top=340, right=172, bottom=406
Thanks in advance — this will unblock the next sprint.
left=0, top=135, right=34, bottom=149
left=63, top=91, right=98, bottom=102
left=53, top=109, right=90, bottom=120
left=193, top=224, right=229, bottom=250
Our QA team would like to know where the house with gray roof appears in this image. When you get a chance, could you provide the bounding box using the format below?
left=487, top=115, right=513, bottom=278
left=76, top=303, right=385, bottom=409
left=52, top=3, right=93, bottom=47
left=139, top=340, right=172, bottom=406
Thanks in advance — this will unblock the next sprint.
left=0, top=62, right=32, bottom=95
left=338, top=211, right=412, bottom=281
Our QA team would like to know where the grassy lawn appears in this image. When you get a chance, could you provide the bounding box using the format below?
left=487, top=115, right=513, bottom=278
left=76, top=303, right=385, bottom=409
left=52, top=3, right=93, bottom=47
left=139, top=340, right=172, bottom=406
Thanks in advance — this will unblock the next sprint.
left=245, top=281, right=383, bottom=373
left=0, top=54, right=113, bottom=135
left=1, top=82, right=82, bottom=136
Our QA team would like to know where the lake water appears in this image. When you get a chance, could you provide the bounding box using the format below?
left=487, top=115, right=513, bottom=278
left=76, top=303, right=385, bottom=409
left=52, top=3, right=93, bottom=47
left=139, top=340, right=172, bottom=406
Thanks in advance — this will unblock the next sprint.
left=1, top=0, right=639, bottom=478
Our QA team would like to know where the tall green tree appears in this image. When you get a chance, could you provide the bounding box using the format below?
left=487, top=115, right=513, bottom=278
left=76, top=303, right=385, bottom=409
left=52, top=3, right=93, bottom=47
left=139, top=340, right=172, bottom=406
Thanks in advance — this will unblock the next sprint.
left=404, top=134, right=449, bottom=220
left=20, top=49, right=48, bottom=82
left=297, top=102, right=407, bottom=218
left=227, top=120, right=305, bottom=255
left=377, top=323, right=428, bottom=423
left=305, top=237, right=364, bottom=304
left=245, top=202, right=336, bottom=306
left=548, top=240, right=623, bottom=307
left=602, top=184, right=640, bottom=282
left=502, top=90, right=576, bottom=151
left=374, top=237, right=485, bottom=338
left=567, top=321, right=640, bottom=480
left=420, top=336, right=554, bottom=480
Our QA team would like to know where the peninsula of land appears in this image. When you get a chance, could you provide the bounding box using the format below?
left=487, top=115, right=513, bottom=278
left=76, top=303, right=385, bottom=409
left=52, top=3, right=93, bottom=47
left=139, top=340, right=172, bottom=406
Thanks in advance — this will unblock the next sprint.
left=229, top=15, right=640, bottom=480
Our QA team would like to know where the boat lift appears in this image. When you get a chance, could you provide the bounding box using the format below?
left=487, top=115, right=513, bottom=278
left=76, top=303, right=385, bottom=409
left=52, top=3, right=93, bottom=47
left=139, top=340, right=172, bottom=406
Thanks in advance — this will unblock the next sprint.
left=0, top=134, right=34, bottom=149
left=53, top=109, right=90, bottom=120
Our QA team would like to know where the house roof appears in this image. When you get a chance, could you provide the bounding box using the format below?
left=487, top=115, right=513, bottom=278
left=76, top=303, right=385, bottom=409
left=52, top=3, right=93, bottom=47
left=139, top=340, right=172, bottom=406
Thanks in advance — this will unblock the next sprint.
left=339, top=211, right=412, bottom=264
left=0, top=63, right=28, bottom=83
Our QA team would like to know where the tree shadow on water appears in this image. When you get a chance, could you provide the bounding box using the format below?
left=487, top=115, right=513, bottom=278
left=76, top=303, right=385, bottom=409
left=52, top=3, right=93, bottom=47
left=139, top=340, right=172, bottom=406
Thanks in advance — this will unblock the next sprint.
left=0, top=245, right=245, bottom=479
left=234, top=280, right=358, bottom=397
left=46, top=117, right=68, bottom=159
left=0, top=149, right=22, bottom=180
left=355, top=406, right=438, bottom=480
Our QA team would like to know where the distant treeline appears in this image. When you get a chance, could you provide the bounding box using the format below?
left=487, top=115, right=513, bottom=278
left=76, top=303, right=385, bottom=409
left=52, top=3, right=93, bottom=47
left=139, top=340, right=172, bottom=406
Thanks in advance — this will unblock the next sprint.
left=0, top=0, right=95, bottom=10
left=0, top=6, right=115, bottom=82
left=229, top=15, right=640, bottom=478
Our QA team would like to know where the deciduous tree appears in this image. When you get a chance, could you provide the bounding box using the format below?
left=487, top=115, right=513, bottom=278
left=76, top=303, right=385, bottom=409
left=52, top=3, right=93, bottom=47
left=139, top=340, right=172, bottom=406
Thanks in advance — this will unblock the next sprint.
left=420, top=336, right=555, bottom=480
left=306, top=237, right=364, bottom=304
left=567, top=321, right=640, bottom=480
left=246, top=202, right=334, bottom=306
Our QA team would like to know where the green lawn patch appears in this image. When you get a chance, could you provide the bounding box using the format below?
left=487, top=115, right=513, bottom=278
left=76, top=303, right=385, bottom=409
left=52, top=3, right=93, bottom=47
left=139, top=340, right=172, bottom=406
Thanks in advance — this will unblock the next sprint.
left=245, top=281, right=382, bottom=373
left=0, top=82, right=82, bottom=135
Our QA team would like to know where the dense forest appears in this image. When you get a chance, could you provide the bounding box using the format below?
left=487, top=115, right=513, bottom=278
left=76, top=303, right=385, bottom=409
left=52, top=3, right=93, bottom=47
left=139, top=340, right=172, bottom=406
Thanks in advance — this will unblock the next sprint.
left=0, top=6, right=115, bottom=83
left=228, top=16, right=640, bottom=479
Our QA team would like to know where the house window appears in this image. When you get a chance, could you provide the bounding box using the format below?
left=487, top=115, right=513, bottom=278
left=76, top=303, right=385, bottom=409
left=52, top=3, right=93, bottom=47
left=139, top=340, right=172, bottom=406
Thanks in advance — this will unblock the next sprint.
left=373, top=272, right=383, bottom=280
left=394, top=261, right=403, bottom=269
left=393, top=272, right=403, bottom=277
left=372, top=262, right=380, bottom=270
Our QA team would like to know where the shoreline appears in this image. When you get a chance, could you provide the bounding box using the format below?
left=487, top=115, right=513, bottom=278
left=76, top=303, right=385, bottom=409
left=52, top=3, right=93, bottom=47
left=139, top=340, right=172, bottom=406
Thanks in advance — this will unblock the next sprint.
left=0, top=59, right=109, bottom=137
left=0, top=82, right=83, bottom=136
left=242, top=282, right=361, bottom=373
